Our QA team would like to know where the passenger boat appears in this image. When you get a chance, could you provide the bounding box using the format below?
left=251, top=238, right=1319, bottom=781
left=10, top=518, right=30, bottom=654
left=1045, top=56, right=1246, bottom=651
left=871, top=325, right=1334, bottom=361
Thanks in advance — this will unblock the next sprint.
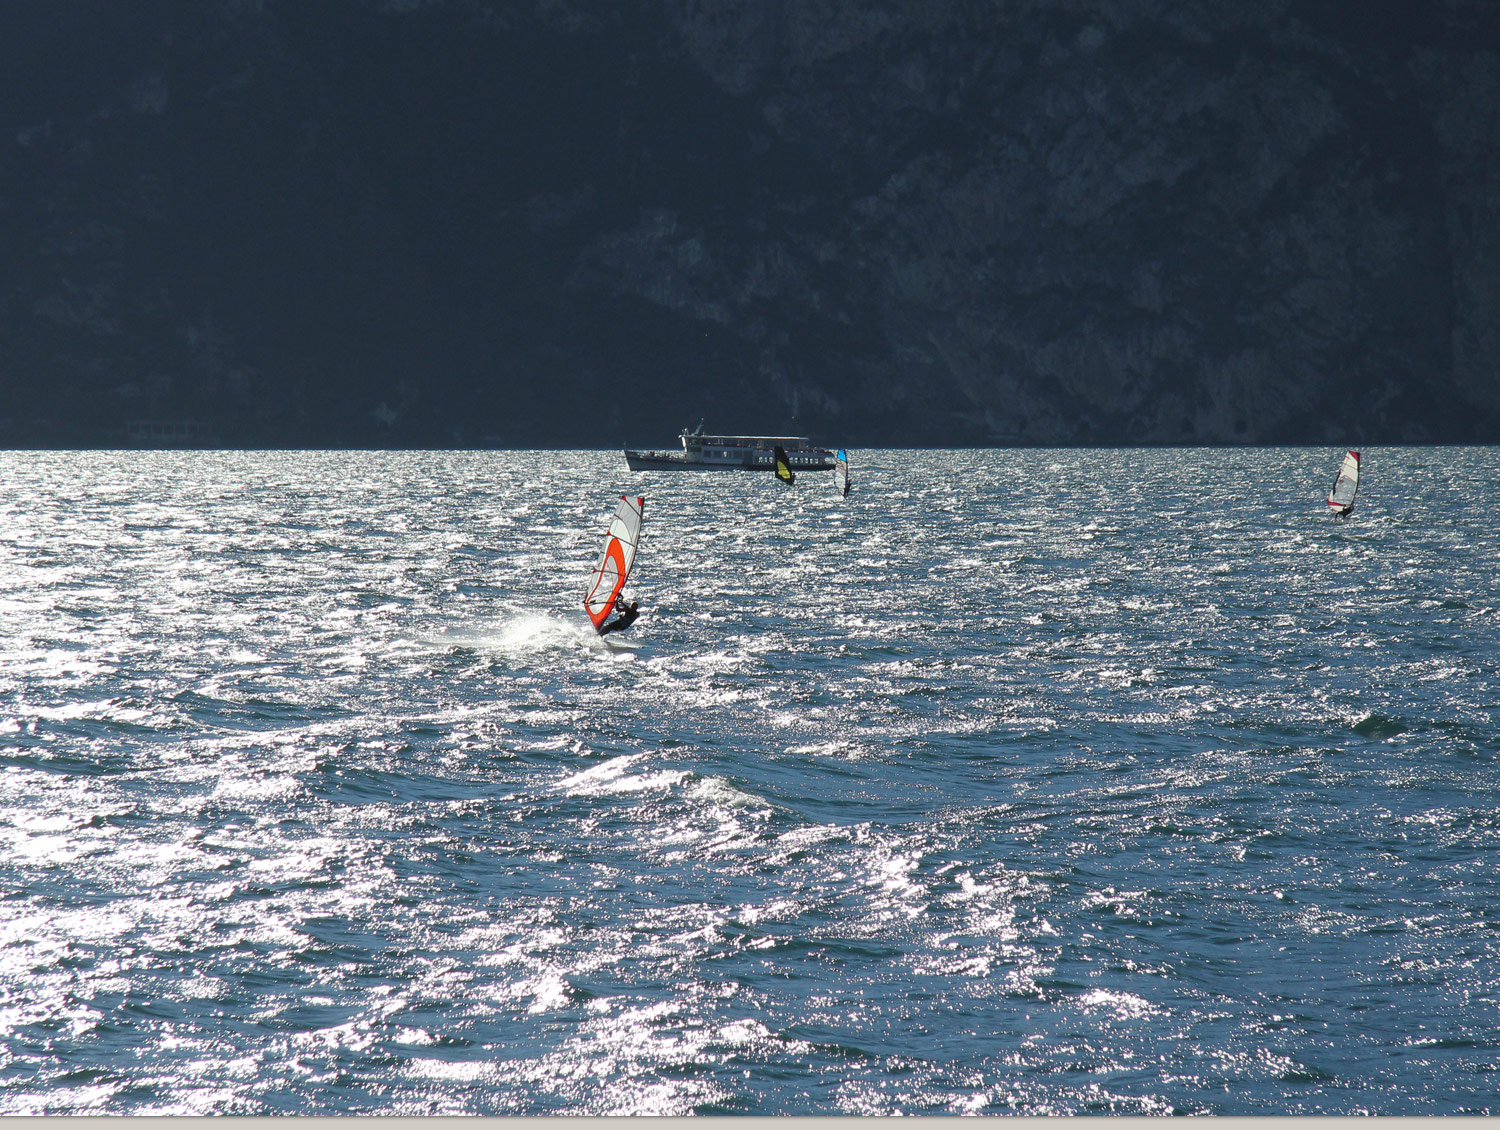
left=624, top=425, right=837, bottom=472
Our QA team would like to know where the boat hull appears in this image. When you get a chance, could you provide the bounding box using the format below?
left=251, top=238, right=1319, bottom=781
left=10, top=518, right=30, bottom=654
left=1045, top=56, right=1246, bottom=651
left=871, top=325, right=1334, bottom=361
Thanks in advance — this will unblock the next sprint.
left=624, top=449, right=835, bottom=472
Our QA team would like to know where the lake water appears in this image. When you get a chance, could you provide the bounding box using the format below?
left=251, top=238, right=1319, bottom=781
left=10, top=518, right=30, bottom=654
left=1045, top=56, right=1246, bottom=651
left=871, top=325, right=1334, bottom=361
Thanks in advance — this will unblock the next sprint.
left=1, top=447, right=1497, bottom=1115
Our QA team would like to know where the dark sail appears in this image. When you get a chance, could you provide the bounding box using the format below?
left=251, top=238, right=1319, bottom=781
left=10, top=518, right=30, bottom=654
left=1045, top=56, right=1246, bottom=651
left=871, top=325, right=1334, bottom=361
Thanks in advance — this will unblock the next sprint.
left=773, top=445, right=795, bottom=484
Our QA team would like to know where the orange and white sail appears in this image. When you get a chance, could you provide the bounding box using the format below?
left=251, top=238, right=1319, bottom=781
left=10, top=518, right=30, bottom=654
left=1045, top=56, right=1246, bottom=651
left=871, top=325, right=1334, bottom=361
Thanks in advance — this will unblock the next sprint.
left=583, top=495, right=645, bottom=630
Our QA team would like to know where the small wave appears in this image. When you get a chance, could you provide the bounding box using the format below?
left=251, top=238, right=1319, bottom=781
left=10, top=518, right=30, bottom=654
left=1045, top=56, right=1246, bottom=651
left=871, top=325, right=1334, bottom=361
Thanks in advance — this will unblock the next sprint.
left=555, top=753, right=690, bottom=797
left=1352, top=712, right=1408, bottom=738
left=1077, top=987, right=1162, bottom=1020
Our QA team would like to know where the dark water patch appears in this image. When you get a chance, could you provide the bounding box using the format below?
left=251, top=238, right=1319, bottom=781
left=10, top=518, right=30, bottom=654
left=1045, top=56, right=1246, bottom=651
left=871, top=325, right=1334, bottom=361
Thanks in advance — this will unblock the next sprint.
left=2, top=745, right=145, bottom=778
left=34, top=714, right=183, bottom=743
left=1353, top=713, right=1408, bottom=739
left=171, top=692, right=350, bottom=731
left=309, top=766, right=409, bottom=804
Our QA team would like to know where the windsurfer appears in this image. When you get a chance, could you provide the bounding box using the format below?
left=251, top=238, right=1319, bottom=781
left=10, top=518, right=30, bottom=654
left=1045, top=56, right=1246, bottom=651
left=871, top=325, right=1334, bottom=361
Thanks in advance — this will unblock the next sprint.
left=599, top=599, right=640, bottom=635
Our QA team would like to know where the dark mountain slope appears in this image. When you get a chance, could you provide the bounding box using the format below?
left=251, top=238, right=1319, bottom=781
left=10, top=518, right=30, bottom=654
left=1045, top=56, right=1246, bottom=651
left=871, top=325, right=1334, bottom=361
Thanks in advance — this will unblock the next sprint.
left=2, top=0, right=1495, bottom=446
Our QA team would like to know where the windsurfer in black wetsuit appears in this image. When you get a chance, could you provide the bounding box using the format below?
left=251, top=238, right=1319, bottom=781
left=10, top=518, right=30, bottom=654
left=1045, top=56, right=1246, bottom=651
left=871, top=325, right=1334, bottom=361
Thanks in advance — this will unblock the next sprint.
left=598, top=599, right=640, bottom=635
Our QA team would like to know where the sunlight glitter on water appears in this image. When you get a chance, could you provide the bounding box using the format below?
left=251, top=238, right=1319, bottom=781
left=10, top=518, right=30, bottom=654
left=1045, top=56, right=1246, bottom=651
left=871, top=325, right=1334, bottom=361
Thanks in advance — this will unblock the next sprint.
left=1, top=448, right=1499, bottom=1113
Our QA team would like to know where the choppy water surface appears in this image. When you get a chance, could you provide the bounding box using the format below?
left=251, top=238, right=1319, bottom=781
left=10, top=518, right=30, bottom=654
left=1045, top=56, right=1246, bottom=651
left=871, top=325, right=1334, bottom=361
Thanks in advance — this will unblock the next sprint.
left=1, top=447, right=1498, bottom=1115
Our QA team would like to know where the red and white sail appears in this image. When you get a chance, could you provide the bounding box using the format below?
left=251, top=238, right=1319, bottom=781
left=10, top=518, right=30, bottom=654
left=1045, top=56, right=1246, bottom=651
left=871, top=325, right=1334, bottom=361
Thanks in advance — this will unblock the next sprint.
left=583, top=495, right=645, bottom=630
left=1327, top=450, right=1360, bottom=514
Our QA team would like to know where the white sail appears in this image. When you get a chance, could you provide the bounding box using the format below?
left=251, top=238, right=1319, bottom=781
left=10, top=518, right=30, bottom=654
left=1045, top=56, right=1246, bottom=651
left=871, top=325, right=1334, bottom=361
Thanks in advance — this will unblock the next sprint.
left=1327, top=450, right=1360, bottom=514
left=583, top=495, right=644, bottom=630
left=835, top=448, right=850, bottom=496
